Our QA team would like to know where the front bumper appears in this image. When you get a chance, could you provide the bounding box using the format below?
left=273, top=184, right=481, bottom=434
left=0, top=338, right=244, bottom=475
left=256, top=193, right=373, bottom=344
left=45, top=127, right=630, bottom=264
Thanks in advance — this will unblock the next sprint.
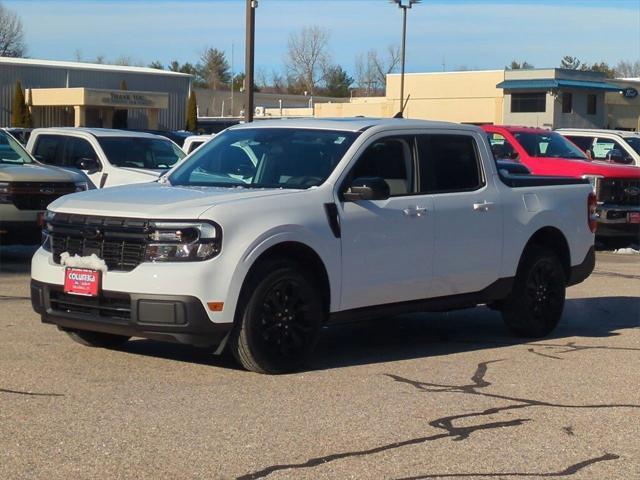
left=31, top=280, right=232, bottom=347
left=596, top=204, right=640, bottom=239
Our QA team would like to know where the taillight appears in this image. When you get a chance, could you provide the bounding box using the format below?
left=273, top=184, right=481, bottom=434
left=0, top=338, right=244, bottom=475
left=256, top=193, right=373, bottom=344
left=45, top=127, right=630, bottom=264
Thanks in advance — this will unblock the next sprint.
left=588, top=192, right=598, bottom=233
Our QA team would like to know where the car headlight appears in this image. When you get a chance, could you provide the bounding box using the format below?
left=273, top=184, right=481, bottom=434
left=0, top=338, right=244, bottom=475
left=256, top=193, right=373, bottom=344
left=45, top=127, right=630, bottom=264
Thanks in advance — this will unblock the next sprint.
left=0, top=182, right=11, bottom=204
left=581, top=175, right=603, bottom=197
left=144, top=221, right=222, bottom=262
left=74, top=181, right=89, bottom=192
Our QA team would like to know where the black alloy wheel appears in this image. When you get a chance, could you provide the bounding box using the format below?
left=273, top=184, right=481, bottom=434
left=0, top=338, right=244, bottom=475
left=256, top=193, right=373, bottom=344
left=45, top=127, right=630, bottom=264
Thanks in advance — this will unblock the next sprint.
left=502, top=246, right=566, bottom=337
left=231, top=259, right=324, bottom=374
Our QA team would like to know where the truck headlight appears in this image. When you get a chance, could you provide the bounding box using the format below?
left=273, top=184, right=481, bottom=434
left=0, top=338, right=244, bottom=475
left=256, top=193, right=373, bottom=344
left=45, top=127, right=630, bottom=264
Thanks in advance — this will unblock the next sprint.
left=581, top=175, right=603, bottom=197
left=0, top=182, right=11, bottom=204
left=145, top=221, right=222, bottom=262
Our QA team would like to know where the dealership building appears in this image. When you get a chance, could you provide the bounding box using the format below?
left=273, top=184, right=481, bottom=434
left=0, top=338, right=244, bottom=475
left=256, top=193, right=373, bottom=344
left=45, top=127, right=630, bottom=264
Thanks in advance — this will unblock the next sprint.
left=312, top=68, right=640, bottom=131
left=0, top=57, right=191, bottom=130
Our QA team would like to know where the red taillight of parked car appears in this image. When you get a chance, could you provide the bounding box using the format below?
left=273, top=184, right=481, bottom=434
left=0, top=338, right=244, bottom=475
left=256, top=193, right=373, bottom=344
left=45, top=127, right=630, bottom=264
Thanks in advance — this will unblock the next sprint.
left=588, top=192, right=598, bottom=233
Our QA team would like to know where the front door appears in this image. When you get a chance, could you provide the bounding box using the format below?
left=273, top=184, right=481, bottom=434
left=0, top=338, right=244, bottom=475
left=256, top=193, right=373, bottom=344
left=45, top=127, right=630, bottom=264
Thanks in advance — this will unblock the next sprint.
left=339, top=135, right=435, bottom=311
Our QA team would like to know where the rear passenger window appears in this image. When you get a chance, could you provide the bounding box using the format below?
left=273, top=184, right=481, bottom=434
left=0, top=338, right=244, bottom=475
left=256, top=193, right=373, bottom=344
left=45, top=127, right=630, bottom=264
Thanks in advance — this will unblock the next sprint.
left=351, top=137, right=414, bottom=196
left=417, top=134, right=483, bottom=193
left=65, top=137, right=98, bottom=168
left=33, top=135, right=65, bottom=166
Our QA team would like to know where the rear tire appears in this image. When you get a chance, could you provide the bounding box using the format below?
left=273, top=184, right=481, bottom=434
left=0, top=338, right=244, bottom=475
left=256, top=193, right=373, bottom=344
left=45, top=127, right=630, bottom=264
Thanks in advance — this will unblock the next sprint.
left=230, top=259, right=324, bottom=374
left=65, top=330, right=131, bottom=348
left=501, top=246, right=566, bottom=337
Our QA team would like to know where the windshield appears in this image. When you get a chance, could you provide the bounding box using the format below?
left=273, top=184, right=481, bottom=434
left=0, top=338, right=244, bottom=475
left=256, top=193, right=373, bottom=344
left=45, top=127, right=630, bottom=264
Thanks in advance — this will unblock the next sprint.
left=0, top=130, right=34, bottom=165
left=513, top=131, right=588, bottom=160
left=625, top=136, right=640, bottom=155
left=97, top=137, right=185, bottom=170
left=169, top=128, right=359, bottom=189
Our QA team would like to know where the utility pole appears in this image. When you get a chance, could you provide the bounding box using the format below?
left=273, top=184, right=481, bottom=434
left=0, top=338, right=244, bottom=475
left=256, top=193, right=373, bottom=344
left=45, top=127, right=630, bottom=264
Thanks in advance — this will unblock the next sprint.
left=392, top=0, right=420, bottom=114
left=244, top=0, right=257, bottom=123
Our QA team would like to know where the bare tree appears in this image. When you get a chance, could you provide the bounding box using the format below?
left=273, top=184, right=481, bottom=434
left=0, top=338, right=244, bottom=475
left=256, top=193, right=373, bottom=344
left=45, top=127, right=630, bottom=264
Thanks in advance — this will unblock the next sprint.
left=615, top=60, right=640, bottom=78
left=285, top=25, right=331, bottom=95
left=0, top=2, right=26, bottom=57
left=355, top=45, right=400, bottom=96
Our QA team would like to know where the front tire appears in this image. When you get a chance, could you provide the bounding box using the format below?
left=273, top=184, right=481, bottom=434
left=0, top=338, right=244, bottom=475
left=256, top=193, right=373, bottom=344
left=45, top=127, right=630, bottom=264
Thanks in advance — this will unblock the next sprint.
left=230, top=259, right=324, bottom=374
left=65, top=330, right=131, bottom=348
left=501, top=247, right=566, bottom=337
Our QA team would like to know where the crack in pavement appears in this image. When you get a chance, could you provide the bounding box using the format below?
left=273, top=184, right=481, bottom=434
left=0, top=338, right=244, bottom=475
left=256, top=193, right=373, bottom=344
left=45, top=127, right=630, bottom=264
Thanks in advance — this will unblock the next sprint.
left=592, top=270, right=640, bottom=280
left=395, top=452, right=620, bottom=479
left=236, top=359, right=638, bottom=479
left=0, top=295, right=30, bottom=301
left=0, top=388, right=64, bottom=397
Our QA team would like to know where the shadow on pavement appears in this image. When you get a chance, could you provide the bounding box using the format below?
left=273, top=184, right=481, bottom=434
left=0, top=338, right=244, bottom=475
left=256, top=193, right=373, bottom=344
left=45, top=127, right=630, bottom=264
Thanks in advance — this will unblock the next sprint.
left=114, top=296, right=639, bottom=371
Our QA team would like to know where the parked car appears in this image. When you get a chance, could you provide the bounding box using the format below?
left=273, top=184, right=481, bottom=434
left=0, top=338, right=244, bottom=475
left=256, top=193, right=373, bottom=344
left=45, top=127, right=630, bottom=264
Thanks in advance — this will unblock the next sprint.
left=182, top=135, right=214, bottom=154
left=2, top=127, right=33, bottom=145
left=556, top=128, right=640, bottom=167
left=129, top=129, right=193, bottom=147
left=26, top=128, right=185, bottom=188
left=483, top=125, right=640, bottom=240
left=0, top=129, right=88, bottom=245
left=32, top=118, right=596, bottom=373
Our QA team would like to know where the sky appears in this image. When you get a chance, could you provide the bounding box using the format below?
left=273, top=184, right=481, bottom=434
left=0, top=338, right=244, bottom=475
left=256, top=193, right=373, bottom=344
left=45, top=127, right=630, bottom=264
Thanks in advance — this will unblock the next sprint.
left=4, top=0, right=640, bottom=77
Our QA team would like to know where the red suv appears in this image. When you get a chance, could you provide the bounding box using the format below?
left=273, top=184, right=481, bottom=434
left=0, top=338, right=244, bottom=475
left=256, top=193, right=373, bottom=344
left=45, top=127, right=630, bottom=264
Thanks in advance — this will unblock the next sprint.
left=483, top=125, right=640, bottom=240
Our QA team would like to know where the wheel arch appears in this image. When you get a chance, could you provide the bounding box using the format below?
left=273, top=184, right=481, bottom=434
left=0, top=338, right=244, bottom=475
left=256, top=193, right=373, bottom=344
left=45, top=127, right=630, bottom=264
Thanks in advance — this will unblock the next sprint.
left=519, top=226, right=571, bottom=282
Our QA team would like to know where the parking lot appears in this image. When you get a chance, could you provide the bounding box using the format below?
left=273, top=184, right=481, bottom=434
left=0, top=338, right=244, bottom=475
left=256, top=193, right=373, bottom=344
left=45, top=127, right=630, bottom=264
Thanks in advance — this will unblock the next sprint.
left=1, top=246, right=638, bottom=479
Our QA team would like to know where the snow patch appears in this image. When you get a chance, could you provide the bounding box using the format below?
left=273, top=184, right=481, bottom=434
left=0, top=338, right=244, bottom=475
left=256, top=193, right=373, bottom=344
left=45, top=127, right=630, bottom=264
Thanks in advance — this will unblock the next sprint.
left=613, top=247, right=640, bottom=255
left=60, top=252, right=109, bottom=273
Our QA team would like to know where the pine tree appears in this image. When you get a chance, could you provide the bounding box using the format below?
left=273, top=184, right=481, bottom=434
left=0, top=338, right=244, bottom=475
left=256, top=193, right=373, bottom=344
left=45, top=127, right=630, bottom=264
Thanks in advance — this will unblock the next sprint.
left=185, top=90, right=197, bottom=132
left=23, top=87, right=33, bottom=127
left=11, top=80, right=26, bottom=127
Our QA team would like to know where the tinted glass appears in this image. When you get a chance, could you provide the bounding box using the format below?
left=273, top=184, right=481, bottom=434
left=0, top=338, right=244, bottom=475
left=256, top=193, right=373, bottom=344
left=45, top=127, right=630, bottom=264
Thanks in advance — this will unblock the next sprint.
left=487, top=133, right=519, bottom=161
left=418, top=134, right=483, bottom=192
left=592, top=138, right=625, bottom=161
left=625, top=137, right=640, bottom=155
left=564, top=135, right=594, bottom=152
left=170, top=128, right=358, bottom=189
left=352, top=137, right=413, bottom=196
left=98, top=137, right=185, bottom=169
left=65, top=137, right=98, bottom=168
left=0, top=130, right=33, bottom=164
left=513, top=131, right=587, bottom=159
left=33, top=135, right=65, bottom=166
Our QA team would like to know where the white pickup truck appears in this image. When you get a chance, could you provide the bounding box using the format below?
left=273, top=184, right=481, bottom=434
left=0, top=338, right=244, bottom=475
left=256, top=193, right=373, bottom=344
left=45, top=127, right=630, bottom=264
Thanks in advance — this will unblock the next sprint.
left=31, top=118, right=596, bottom=374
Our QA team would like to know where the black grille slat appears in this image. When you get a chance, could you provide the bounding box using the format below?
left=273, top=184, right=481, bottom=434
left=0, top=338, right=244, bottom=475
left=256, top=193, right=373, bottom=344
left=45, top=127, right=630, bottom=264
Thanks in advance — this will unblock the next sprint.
left=49, top=290, right=131, bottom=320
left=10, top=182, right=76, bottom=211
left=599, top=178, right=640, bottom=206
left=49, top=214, right=148, bottom=272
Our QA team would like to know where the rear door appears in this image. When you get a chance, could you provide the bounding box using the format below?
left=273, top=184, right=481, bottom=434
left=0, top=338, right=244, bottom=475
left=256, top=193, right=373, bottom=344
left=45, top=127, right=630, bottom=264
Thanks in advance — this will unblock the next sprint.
left=418, top=131, right=502, bottom=297
left=338, top=134, right=435, bottom=310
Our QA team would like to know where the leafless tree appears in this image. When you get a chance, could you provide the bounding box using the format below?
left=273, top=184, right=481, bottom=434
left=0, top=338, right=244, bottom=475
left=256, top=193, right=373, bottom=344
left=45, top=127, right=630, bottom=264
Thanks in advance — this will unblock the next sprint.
left=0, top=2, right=26, bottom=57
left=354, top=45, right=400, bottom=96
left=615, top=60, right=640, bottom=78
left=285, top=25, right=331, bottom=95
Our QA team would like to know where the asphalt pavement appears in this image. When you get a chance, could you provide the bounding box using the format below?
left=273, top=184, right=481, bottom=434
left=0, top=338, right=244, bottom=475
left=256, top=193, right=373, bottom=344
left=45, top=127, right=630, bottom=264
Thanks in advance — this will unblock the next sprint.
left=1, top=246, right=638, bottom=479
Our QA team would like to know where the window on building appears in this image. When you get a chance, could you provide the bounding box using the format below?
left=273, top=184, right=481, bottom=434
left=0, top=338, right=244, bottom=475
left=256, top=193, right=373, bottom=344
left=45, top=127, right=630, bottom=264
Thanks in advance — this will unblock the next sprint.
left=587, top=94, right=597, bottom=115
left=562, top=92, right=572, bottom=113
left=511, top=92, right=546, bottom=113
left=417, top=134, right=483, bottom=193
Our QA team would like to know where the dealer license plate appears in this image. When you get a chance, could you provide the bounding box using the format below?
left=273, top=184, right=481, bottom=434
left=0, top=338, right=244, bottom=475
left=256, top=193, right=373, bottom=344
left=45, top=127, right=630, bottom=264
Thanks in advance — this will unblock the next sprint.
left=629, top=212, right=640, bottom=224
left=64, top=268, right=100, bottom=297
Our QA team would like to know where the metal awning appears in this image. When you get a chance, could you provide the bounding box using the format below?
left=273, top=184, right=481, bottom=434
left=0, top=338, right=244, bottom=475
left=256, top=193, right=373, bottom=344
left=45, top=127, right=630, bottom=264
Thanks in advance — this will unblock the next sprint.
left=496, top=79, right=622, bottom=92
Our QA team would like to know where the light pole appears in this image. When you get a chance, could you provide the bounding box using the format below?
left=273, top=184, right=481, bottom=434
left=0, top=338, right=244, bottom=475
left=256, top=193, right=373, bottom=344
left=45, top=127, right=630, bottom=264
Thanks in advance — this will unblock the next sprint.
left=391, top=0, right=420, bottom=114
left=244, top=0, right=258, bottom=123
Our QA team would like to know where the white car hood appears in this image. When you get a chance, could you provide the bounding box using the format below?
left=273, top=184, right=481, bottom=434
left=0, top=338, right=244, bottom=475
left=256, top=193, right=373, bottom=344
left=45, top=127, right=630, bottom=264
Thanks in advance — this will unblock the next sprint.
left=47, top=182, right=300, bottom=218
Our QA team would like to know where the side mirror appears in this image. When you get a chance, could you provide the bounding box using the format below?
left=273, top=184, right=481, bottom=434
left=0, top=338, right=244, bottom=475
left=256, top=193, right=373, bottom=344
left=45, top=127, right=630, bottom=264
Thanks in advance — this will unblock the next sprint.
left=343, top=177, right=390, bottom=201
left=606, top=149, right=633, bottom=165
left=76, top=158, right=100, bottom=173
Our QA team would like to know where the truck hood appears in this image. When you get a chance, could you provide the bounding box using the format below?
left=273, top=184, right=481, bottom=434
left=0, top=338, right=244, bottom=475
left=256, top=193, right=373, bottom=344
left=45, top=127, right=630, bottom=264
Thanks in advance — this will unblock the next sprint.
left=118, top=167, right=162, bottom=178
left=533, top=157, right=640, bottom=178
left=0, top=163, right=84, bottom=183
left=48, top=182, right=301, bottom=218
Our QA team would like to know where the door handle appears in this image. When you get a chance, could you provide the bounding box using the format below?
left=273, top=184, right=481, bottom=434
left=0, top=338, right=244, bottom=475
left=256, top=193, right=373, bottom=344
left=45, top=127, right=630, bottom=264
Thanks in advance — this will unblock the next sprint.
left=473, top=201, right=494, bottom=212
left=403, top=206, right=428, bottom=217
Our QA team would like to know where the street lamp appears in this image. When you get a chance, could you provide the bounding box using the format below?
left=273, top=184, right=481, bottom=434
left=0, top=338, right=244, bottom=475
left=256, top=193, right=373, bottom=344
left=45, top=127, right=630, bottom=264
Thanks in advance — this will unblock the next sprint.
left=391, top=0, right=420, bottom=115
left=244, top=0, right=258, bottom=123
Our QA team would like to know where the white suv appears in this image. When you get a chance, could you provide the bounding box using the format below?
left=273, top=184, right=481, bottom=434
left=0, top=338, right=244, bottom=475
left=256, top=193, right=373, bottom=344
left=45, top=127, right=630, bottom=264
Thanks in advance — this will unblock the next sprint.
left=557, top=128, right=640, bottom=167
left=31, top=118, right=596, bottom=373
left=26, top=128, right=185, bottom=188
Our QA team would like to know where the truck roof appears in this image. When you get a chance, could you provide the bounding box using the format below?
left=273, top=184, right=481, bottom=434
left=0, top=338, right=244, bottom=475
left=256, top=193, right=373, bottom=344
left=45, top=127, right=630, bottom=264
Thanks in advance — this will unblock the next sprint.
left=556, top=128, right=640, bottom=138
left=30, top=127, right=169, bottom=139
left=230, top=117, right=479, bottom=133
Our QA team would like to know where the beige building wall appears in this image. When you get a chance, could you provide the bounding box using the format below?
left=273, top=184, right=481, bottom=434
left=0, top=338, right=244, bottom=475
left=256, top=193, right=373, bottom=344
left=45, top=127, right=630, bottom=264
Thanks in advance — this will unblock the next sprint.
left=606, top=80, right=640, bottom=131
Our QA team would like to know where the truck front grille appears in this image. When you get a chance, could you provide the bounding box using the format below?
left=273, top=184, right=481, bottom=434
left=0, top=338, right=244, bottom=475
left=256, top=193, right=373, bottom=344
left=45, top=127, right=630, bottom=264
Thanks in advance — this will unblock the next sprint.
left=48, top=213, right=149, bottom=272
left=599, top=178, right=640, bottom=206
left=49, top=289, right=131, bottom=320
left=10, top=182, right=77, bottom=210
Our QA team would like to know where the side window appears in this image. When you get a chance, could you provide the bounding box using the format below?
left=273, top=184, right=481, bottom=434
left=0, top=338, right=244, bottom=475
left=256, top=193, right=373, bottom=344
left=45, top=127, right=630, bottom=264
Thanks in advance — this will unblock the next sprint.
left=188, top=141, right=204, bottom=154
left=565, top=135, right=595, bottom=154
left=350, top=137, right=414, bottom=196
left=592, top=138, right=624, bottom=161
left=418, top=134, right=483, bottom=193
left=486, top=133, right=519, bottom=161
left=32, top=135, right=65, bottom=166
left=65, top=137, right=98, bottom=168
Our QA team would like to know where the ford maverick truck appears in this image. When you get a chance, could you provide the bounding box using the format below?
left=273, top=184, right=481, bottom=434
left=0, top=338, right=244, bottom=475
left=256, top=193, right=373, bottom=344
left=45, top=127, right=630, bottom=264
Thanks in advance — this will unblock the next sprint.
left=32, top=118, right=596, bottom=373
